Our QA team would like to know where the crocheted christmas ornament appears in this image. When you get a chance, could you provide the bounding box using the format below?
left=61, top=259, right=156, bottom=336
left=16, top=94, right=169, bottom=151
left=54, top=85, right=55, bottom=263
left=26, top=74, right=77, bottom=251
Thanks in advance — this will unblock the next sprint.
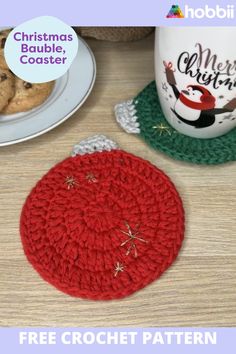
left=20, top=135, right=184, bottom=300
left=115, top=81, right=236, bottom=165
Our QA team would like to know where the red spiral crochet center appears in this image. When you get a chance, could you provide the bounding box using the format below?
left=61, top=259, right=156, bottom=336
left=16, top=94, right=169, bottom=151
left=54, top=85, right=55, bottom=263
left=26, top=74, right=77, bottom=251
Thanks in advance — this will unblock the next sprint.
left=20, top=150, right=184, bottom=300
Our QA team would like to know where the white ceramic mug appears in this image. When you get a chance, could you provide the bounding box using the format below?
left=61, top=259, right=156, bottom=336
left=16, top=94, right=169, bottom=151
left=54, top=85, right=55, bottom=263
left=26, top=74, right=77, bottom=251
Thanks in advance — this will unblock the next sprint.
left=155, top=27, right=236, bottom=139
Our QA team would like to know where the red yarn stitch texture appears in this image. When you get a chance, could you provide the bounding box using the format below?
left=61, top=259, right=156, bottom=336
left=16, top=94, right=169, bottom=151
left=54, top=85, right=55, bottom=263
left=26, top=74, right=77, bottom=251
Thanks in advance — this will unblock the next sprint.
left=20, top=150, right=184, bottom=300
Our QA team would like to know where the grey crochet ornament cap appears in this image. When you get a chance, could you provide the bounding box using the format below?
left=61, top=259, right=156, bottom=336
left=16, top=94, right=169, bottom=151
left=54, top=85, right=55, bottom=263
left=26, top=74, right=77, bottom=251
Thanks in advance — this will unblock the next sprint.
left=114, top=81, right=236, bottom=165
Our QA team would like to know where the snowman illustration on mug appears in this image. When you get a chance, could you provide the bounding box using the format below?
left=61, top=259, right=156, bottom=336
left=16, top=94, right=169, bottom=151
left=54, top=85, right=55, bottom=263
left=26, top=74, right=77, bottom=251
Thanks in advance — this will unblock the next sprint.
left=155, top=28, right=236, bottom=138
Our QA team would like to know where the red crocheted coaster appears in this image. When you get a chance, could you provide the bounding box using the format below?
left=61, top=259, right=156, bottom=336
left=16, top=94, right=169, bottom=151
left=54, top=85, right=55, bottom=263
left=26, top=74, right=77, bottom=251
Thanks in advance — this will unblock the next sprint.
left=20, top=135, right=184, bottom=300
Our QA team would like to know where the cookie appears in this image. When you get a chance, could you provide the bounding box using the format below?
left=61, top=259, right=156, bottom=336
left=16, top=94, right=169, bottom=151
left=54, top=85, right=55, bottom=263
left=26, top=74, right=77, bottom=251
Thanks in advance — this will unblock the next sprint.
left=2, top=79, right=55, bottom=114
left=0, top=68, right=15, bottom=111
left=0, top=29, right=12, bottom=69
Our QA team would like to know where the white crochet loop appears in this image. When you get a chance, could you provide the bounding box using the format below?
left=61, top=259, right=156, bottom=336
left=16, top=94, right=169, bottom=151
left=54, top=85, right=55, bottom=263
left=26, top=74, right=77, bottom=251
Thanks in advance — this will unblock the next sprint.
left=72, top=135, right=119, bottom=156
left=114, top=99, right=140, bottom=134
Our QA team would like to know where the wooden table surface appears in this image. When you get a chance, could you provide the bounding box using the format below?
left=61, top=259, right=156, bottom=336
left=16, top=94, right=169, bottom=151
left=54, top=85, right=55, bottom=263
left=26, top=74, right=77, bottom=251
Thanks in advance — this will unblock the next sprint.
left=0, top=34, right=235, bottom=327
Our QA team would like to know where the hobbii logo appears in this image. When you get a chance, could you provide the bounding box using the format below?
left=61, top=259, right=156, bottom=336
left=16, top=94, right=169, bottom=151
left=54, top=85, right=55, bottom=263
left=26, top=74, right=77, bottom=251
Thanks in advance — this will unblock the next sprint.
left=166, top=4, right=235, bottom=19
left=185, top=4, right=235, bottom=19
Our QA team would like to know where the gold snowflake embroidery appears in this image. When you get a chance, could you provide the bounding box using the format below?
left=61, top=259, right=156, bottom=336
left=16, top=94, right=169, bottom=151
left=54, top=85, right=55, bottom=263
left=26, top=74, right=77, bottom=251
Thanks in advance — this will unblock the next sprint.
left=86, top=173, right=97, bottom=183
left=119, top=221, right=148, bottom=258
left=152, top=123, right=172, bottom=136
left=65, top=176, right=79, bottom=189
left=114, top=262, right=124, bottom=277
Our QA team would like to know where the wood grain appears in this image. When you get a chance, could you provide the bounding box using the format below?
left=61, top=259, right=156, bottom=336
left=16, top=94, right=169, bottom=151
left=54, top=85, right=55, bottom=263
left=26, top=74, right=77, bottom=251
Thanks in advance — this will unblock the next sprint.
left=0, top=34, right=235, bottom=326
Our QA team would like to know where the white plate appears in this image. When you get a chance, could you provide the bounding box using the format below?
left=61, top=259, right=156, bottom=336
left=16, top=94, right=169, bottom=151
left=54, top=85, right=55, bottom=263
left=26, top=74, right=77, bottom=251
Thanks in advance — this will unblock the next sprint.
left=0, top=36, right=96, bottom=146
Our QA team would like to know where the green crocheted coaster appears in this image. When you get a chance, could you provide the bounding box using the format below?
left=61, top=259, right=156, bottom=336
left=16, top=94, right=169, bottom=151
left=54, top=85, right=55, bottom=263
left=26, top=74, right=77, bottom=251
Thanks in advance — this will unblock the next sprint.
left=115, top=81, right=236, bottom=165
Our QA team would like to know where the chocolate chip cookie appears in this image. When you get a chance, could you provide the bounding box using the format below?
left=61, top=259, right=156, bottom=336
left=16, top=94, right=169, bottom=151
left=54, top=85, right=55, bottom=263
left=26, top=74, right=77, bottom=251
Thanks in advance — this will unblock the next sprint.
left=0, top=29, right=12, bottom=69
left=2, top=79, right=55, bottom=114
left=0, top=68, right=15, bottom=111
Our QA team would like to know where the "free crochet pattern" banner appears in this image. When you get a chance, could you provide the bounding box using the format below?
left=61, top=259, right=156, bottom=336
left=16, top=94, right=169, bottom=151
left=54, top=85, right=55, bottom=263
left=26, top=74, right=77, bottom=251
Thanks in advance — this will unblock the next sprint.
left=0, top=328, right=235, bottom=353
